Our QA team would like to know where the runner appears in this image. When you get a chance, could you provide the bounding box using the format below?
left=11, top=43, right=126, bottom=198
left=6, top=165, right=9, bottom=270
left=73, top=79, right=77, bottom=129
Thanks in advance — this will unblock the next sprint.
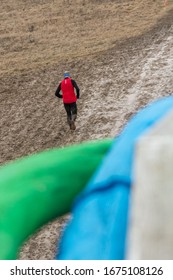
left=55, top=71, right=80, bottom=130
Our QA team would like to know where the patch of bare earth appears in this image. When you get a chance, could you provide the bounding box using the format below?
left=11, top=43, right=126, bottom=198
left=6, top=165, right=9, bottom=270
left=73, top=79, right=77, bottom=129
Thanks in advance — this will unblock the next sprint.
left=0, top=1, right=173, bottom=259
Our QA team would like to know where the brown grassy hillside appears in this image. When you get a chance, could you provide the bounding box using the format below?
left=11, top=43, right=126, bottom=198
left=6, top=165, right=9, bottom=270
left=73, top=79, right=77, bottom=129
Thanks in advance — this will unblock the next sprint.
left=0, top=0, right=173, bottom=76
left=1, top=0, right=173, bottom=260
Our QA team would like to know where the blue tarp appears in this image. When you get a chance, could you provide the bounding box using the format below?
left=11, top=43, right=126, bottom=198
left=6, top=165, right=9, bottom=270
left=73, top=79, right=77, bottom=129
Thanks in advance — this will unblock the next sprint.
left=57, top=96, right=173, bottom=260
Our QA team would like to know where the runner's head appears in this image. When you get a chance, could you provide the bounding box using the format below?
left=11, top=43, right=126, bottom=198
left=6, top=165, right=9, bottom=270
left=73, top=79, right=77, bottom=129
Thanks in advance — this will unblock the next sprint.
left=64, top=71, right=70, bottom=78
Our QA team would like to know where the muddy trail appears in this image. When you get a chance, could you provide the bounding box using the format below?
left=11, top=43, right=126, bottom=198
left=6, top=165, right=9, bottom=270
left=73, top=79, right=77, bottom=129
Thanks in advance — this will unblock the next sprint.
left=0, top=9, right=173, bottom=259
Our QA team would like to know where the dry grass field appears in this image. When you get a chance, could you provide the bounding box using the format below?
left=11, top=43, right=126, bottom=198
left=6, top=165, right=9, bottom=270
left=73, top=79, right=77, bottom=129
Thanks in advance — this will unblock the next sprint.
left=0, top=0, right=173, bottom=259
left=0, top=0, right=173, bottom=76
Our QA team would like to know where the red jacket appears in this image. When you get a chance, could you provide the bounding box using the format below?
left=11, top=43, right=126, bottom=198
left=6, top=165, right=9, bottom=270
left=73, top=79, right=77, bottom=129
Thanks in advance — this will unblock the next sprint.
left=61, top=78, right=77, bottom=103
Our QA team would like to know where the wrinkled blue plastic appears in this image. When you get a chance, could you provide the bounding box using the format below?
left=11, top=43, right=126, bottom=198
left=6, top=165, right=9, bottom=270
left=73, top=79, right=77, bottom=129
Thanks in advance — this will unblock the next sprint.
left=57, top=96, right=173, bottom=260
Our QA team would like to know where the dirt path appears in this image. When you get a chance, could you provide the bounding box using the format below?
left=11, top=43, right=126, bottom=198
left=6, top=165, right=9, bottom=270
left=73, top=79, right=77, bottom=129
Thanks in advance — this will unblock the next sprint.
left=17, top=18, right=173, bottom=259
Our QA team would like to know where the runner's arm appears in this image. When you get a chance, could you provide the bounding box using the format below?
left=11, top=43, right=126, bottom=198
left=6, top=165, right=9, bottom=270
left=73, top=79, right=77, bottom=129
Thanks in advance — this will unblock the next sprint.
left=55, top=83, right=62, bottom=98
left=72, top=79, right=80, bottom=99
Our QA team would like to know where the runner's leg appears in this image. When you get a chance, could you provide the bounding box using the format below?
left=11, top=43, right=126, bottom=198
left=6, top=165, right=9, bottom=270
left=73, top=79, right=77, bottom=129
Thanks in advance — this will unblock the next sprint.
left=71, top=102, right=77, bottom=122
left=64, top=103, right=72, bottom=126
left=69, top=102, right=77, bottom=130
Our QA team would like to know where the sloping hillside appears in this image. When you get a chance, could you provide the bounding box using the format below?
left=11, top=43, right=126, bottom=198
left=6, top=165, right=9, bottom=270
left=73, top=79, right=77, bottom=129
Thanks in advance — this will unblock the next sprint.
left=0, top=0, right=173, bottom=259
left=0, top=0, right=173, bottom=76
